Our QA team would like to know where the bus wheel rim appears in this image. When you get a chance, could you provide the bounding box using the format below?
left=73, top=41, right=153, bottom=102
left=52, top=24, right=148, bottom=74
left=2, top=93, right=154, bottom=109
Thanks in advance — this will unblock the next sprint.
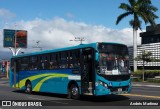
left=26, top=84, right=31, bottom=92
left=71, top=87, right=78, bottom=96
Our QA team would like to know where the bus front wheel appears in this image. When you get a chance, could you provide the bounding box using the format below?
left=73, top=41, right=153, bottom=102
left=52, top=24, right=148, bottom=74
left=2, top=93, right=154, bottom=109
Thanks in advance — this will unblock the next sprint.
left=70, top=84, right=80, bottom=99
left=25, top=81, right=32, bottom=94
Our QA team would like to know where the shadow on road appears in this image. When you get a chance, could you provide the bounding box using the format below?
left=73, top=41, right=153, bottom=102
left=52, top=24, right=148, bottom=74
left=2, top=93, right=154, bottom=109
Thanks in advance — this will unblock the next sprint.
left=12, top=90, right=129, bottom=102
left=80, top=95, right=129, bottom=102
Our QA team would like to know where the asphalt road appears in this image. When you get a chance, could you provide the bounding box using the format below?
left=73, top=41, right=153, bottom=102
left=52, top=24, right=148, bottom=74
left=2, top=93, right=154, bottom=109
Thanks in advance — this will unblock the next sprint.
left=0, top=79, right=159, bottom=109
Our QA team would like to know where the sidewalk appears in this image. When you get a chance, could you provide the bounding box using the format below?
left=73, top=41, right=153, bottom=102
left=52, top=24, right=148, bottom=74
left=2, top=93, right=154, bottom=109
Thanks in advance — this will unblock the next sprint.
left=0, top=73, right=8, bottom=80
left=132, top=82, right=160, bottom=88
left=0, top=78, right=9, bottom=86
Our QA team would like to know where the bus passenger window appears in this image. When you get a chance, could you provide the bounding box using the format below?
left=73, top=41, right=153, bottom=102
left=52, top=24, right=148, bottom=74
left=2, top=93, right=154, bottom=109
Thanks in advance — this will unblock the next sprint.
left=50, top=53, right=58, bottom=69
left=21, top=57, right=29, bottom=70
left=69, top=50, right=80, bottom=68
left=29, top=56, right=38, bottom=70
left=39, top=55, right=50, bottom=70
left=59, top=52, right=69, bottom=68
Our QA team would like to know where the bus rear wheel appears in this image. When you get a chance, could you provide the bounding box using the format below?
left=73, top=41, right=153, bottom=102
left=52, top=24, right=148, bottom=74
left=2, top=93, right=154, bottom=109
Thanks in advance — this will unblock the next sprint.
left=70, top=84, right=80, bottom=99
left=25, top=81, right=32, bottom=94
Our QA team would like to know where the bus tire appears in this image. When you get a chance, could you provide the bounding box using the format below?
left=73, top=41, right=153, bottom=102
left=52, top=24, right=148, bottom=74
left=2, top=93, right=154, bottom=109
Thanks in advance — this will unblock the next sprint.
left=25, top=81, right=32, bottom=94
left=70, top=84, right=80, bottom=99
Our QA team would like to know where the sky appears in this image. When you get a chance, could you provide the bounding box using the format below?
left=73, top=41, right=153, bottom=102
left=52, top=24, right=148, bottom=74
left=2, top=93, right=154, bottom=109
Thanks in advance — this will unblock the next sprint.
left=0, top=0, right=160, bottom=59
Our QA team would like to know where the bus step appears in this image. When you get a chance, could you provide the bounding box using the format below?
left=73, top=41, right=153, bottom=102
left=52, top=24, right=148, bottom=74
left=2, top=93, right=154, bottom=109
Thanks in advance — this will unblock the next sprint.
left=88, top=88, right=92, bottom=93
left=89, top=82, right=92, bottom=88
left=83, top=93, right=93, bottom=95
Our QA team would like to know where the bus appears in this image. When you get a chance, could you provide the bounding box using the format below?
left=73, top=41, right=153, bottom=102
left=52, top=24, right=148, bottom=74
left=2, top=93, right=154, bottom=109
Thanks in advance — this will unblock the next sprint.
left=9, top=42, right=131, bottom=99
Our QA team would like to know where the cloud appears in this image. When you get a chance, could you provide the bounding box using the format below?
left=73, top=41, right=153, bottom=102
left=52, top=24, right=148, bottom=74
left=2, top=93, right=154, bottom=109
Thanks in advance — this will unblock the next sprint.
left=0, top=17, right=142, bottom=59
left=0, top=8, right=16, bottom=21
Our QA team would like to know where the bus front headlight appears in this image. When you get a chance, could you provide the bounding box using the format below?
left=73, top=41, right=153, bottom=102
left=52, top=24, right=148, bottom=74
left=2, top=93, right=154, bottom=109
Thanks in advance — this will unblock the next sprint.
left=98, top=80, right=108, bottom=88
left=104, top=83, right=108, bottom=88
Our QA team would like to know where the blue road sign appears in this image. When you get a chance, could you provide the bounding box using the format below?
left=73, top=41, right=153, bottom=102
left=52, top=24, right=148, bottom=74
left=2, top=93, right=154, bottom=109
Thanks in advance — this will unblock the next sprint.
left=3, top=29, right=27, bottom=48
left=3, top=29, right=15, bottom=47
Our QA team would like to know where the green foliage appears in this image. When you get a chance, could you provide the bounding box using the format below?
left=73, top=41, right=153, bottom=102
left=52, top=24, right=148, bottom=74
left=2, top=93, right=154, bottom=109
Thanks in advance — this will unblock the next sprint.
left=146, top=79, right=160, bottom=83
left=134, top=50, right=159, bottom=65
left=131, top=78, right=143, bottom=82
left=133, top=70, right=160, bottom=74
left=132, top=78, right=160, bottom=83
left=133, top=70, right=160, bottom=78
left=116, top=0, right=158, bottom=30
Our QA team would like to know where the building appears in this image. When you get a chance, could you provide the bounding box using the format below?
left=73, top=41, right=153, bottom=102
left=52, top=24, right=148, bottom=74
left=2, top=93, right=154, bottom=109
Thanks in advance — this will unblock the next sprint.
left=128, top=24, right=160, bottom=70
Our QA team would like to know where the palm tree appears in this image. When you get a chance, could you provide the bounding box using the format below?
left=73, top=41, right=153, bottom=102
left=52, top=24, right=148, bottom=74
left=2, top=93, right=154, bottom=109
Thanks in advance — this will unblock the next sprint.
left=116, top=0, right=158, bottom=71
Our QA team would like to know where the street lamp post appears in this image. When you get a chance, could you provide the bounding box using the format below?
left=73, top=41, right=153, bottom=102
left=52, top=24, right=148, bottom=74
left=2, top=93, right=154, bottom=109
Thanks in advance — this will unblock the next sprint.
left=70, top=37, right=85, bottom=44
left=14, top=25, right=17, bottom=56
left=8, top=24, right=21, bottom=56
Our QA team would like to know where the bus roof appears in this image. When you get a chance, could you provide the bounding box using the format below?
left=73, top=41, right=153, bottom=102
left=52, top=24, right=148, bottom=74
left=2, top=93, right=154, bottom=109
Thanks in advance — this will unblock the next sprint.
left=11, top=42, right=126, bottom=58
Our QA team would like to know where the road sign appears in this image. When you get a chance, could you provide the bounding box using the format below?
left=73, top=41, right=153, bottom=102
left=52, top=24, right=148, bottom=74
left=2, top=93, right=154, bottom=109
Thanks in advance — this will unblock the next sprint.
left=3, top=29, right=27, bottom=48
left=3, top=29, right=15, bottom=47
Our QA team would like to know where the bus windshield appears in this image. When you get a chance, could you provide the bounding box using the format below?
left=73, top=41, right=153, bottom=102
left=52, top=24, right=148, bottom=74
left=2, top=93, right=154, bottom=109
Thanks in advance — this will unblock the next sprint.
left=98, top=43, right=130, bottom=75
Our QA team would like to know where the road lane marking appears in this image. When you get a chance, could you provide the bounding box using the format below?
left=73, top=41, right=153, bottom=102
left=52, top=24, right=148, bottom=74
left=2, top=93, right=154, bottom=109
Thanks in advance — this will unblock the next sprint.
left=121, top=94, right=160, bottom=99
left=133, top=84, right=160, bottom=88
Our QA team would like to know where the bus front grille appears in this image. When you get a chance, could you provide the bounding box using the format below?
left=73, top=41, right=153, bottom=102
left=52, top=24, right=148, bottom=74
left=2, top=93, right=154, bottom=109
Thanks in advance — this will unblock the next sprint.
left=99, top=74, right=130, bottom=81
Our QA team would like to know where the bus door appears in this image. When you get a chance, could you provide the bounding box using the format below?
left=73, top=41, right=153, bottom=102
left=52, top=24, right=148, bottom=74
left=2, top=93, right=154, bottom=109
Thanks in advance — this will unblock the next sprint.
left=13, top=59, right=19, bottom=88
left=81, top=48, right=95, bottom=95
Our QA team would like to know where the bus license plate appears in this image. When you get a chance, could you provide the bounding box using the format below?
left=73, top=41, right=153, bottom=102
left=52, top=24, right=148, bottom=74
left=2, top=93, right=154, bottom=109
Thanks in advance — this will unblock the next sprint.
left=118, top=88, right=122, bottom=93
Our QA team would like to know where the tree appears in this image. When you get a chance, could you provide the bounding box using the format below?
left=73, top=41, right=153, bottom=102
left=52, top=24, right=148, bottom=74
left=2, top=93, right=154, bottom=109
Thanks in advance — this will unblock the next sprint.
left=116, top=0, right=158, bottom=72
left=135, top=50, right=159, bottom=81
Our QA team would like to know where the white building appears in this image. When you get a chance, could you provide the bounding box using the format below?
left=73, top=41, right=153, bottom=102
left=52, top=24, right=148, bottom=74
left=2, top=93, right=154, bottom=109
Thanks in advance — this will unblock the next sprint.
left=128, top=24, right=160, bottom=70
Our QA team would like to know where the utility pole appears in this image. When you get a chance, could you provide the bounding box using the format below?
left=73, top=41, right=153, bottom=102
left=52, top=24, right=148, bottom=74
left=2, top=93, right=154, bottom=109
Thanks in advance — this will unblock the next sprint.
left=8, top=24, right=21, bottom=56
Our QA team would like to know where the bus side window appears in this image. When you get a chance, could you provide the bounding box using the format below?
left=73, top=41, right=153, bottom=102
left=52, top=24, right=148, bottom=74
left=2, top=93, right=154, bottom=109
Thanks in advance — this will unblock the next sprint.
left=59, top=51, right=69, bottom=68
left=11, top=59, right=14, bottom=72
left=21, top=57, right=29, bottom=70
left=39, top=55, right=50, bottom=70
left=50, top=53, right=58, bottom=69
left=17, top=59, right=21, bottom=72
left=11, top=59, right=20, bottom=72
left=29, top=56, right=38, bottom=70
left=69, top=50, right=80, bottom=68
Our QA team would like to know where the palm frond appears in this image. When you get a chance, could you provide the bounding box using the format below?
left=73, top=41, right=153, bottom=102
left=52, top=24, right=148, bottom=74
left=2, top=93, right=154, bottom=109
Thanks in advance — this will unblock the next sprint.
left=119, top=3, right=132, bottom=11
left=128, top=0, right=135, bottom=6
left=138, top=12, right=149, bottom=24
left=145, top=5, right=158, bottom=12
left=116, top=0, right=158, bottom=30
left=116, top=12, right=132, bottom=25
left=131, top=15, right=142, bottom=30
left=137, top=0, right=151, bottom=5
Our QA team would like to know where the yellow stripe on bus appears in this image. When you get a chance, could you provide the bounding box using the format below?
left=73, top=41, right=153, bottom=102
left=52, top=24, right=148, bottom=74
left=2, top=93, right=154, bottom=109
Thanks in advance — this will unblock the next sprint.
left=12, top=73, right=68, bottom=88
left=33, top=74, right=68, bottom=91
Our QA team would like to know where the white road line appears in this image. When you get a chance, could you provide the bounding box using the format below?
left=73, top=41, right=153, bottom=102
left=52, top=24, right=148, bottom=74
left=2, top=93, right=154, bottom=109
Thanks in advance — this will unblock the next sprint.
left=121, top=93, right=160, bottom=99
left=133, top=84, right=160, bottom=88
